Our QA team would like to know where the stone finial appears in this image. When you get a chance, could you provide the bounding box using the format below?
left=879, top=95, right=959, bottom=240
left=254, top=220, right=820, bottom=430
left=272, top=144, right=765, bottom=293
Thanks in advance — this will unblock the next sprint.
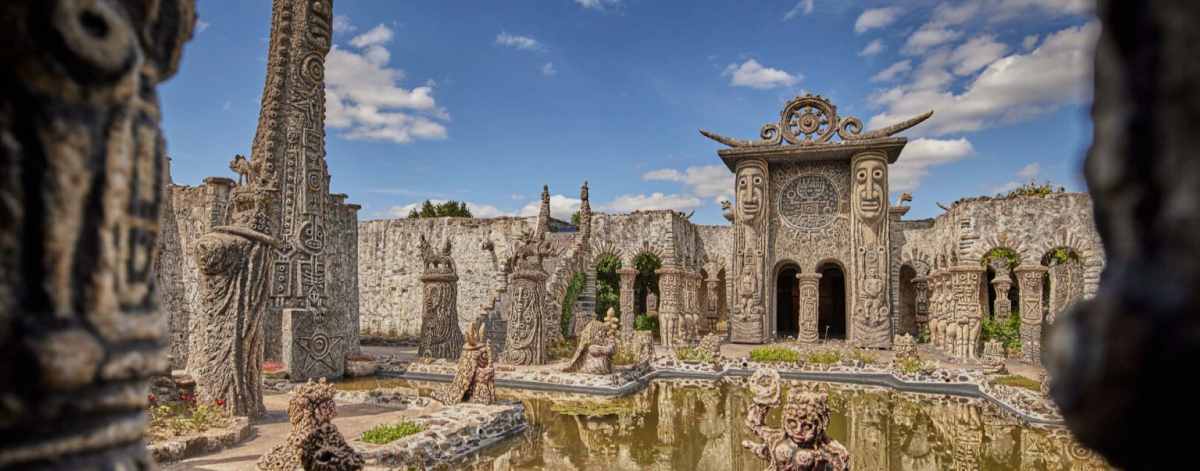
left=700, top=93, right=932, bottom=148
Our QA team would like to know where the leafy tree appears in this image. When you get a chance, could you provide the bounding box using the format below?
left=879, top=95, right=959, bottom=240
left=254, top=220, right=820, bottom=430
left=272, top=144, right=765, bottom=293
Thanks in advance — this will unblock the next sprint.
left=406, top=200, right=473, bottom=219
left=560, top=273, right=587, bottom=338
left=1003, top=179, right=1066, bottom=198
left=595, top=254, right=621, bottom=319
left=634, top=253, right=662, bottom=311
left=570, top=211, right=582, bottom=226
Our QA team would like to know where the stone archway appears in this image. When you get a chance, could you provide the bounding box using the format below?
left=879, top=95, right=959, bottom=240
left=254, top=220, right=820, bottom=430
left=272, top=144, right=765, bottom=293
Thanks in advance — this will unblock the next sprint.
left=774, top=263, right=802, bottom=339
left=816, top=261, right=848, bottom=340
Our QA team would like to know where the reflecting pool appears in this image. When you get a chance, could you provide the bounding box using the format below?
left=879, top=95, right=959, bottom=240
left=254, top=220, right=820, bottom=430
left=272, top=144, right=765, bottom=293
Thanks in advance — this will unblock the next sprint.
left=338, top=376, right=1112, bottom=470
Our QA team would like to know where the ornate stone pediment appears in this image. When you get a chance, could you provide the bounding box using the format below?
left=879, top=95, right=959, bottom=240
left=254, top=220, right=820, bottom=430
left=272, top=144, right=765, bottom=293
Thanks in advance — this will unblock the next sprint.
left=700, top=94, right=932, bottom=148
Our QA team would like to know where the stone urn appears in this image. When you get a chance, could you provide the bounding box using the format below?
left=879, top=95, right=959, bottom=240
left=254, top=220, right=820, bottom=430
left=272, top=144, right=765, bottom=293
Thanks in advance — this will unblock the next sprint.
left=344, top=355, right=379, bottom=377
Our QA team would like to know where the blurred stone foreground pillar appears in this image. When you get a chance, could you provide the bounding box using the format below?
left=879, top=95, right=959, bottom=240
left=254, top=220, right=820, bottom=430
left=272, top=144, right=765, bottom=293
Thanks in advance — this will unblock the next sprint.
left=0, top=0, right=195, bottom=469
left=1045, top=0, right=1200, bottom=469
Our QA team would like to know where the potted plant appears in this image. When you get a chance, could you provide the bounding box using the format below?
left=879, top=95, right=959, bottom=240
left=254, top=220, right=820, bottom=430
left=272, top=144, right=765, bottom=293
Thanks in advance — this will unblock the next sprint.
left=344, top=352, right=379, bottom=377
left=262, top=360, right=286, bottom=380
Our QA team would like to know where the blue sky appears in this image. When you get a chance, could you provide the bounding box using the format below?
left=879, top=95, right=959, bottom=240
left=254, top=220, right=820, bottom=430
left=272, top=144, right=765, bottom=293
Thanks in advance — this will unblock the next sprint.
left=161, top=0, right=1096, bottom=225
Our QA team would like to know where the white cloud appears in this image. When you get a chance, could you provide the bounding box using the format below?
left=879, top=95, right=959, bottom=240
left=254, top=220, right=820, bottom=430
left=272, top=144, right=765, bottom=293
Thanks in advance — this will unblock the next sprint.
left=855, top=7, right=902, bottom=34
left=575, top=0, right=621, bottom=11
left=928, top=2, right=980, bottom=27
left=890, top=138, right=975, bottom=192
left=377, top=200, right=510, bottom=219
left=602, top=193, right=705, bottom=213
left=496, top=32, right=546, bottom=51
left=222, top=101, right=231, bottom=110
left=333, top=14, right=357, bottom=34
left=1023, top=34, right=1040, bottom=50
left=196, top=20, right=210, bottom=33
left=542, top=62, right=557, bottom=76
left=784, top=0, right=815, bottom=19
left=643, top=165, right=733, bottom=200
left=991, top=0, right=1094, bottom=20
left=509, top=194, right=526, bottom=200
left=349, top=24, right=394, bottom=48
left=859, top=39, right=886, bottom=57
left=950, top=35, right=1009, bottom=75
left=903, top=28, right=963, bottom=55
left=722, top=59, right=802, bottom=89
left=871, top=60, right=912, bottom=82
left=985, top=181, right=1023, bottom=195
left=868, top=21, right=1099, bottom=137
left=518, top=194, right=581, bottom=220
left=325, top=23, right=450, bottom=145
left=1016, top=162, right=1042, bottom=177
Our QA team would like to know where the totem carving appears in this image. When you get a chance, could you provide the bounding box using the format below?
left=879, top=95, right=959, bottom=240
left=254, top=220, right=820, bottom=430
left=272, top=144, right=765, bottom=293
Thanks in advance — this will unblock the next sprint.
left=950, top=267, right=985, bottom=359
left=743, top=369, right=851, bottom=470
left=563, top=316, right=618, bottom=375
left=913, top=276, right=929, bottom=330
left=705, top=276, right=721, bottom=332
left=617, top=268, right=638, bottom=337
left=634, top=330, right=656, bottom=367
left=797, top=273, right=823, bottom=343
left=851, top=152, right=891, bottom=348
left=1015, top=266, right=1047, bottom=365
left=732, top=159, right=770, bottom=343
left=0, top=0, right=193, bottom=467
left=258, top=379, right=363, bottom=471
left=251, top=0, right=346, bottom=360
left=189, top=159, right=281, bottom=420
left=433, top=324, right=496, bottom=405
left=505, top=235, right=552, bottom=365
left=647, top=291, right=659, bottom=317
left=989, top=258, right=1014, bottom=323
left=656, top=267, right=683, bottom=346
left=1046, top=256, right=1083, bottom=324
left=982, top=339, right=1007, bottom=375
left=417, top=235, right=465, bottom=360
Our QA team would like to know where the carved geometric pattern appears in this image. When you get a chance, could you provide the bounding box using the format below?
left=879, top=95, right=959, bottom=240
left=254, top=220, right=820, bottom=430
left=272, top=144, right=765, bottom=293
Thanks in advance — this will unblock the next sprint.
left=779, top=174, right=840, bottom=230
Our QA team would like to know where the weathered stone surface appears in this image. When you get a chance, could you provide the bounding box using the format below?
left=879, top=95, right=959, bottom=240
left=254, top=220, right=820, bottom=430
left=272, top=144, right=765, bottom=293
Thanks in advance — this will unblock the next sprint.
left=0, top=0, right=193, bottom=467
left=742, top=369, right=850, bottom=470
left=563, top=316, right=619, bottom=375
left=283, top=308, right=345, bottom=381
left=503, top=234, right=554, bottom=365
left=258, top=379, right=363, bottom=470
left=432, top=324, right=495, bottom=405
left=416, top=235, right=465, bottom=359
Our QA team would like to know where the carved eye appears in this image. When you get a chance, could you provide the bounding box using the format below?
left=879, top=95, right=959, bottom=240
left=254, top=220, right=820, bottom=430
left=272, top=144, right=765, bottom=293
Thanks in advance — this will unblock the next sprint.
left=739, top=178, right=747, bottom=187
left=873, top=169, right=884, bottom=179
left=52, top=0, right=138, bottom=77
left=857, top=171, right=867, bottom=180
left=753, top=177, right=762, bottom=185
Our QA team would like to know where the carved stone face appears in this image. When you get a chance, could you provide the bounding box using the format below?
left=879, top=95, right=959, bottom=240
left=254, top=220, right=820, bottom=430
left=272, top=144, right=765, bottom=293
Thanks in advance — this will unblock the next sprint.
left=854, top=156, right=887, bottom=222
left=736, top=164, right=766, bottom=223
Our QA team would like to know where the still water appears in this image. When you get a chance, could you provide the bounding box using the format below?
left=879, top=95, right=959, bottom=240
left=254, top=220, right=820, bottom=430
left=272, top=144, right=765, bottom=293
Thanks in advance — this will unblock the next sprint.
left=337, top=377, right=1112, bottom=470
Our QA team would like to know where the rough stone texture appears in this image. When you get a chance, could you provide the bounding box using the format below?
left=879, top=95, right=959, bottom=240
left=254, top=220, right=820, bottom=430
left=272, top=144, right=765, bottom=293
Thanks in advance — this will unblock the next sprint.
left=504, top=235, right=553, bottom=365
left=1044, top=4, right=1200, bottom=469
left=0, top=1, right=194, bottom=468
left=148, top=416, right=253, bottom=466
left=982, top=340, right=1008, bottom=376
left=416, top=235, right=465, bottom=359
left=563, top=316, right=618, bottom=375
left=257, top=379, right=363, bottom=471
left=743, top=369, right=851, bottom=470
left=283, top=308, right=345, bottom=381
left=432, top=324, right=495, bottom=405
left=1015, top=266, right=1047, bottom=365
left=354, top=402, right=527, bottom=469
left=188, top=174, right=280, bottom=420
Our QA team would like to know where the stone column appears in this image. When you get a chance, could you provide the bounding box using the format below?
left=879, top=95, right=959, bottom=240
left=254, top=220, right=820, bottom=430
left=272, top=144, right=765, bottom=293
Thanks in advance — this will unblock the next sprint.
left=912, top=276, right=929, bottom=333
left=796, top=273, right=823, bottom=343
left=1014, top=266, right=1047, bottom=365
left=416, top=235, right=465, bottom=360
left=656, top=267, right=682, bottom=346
left=950, top=267, right=986, bottom=359
left=989, top=258, right=1014, bottom=323
left=504, top=236, right=551, bottom=365
left=617, top=268, right=638, bottom=337
left=0, top=0, right=194, bottom=467
left=850, top=151, right=892, bottom=348
left=705, top=276, right=721, bottom=333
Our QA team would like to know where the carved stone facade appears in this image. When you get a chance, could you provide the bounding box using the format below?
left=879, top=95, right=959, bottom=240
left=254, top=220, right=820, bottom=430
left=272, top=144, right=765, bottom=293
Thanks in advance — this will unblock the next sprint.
left=949, top=267, right=985, bottom=359
left=0, top=0, right=193, bottom=466
left=417, top=235, right=465, bottom=359
left=1015, top=266, right=1047, bottom=365
left=283, top=308, right=346, bottom=381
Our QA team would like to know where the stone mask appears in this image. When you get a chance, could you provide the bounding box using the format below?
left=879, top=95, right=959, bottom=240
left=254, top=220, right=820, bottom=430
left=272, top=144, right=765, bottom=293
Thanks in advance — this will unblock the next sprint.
left=736, top=164, right=766, bottom=223
left=854, top=156, right=887, bottom=222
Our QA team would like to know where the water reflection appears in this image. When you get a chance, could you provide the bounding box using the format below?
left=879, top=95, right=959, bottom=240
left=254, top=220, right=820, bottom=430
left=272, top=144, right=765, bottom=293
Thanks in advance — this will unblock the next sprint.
left=453, top=378, right=1110, bottom=471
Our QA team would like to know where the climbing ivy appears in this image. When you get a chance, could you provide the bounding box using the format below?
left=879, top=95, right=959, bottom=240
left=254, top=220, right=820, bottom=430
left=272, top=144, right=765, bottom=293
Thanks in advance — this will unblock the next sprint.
left=560, top=273, right=587, bottom=338
left=980, top=247, right=1021, bottom=269
left=1046, top=247, right=1081, bottom=265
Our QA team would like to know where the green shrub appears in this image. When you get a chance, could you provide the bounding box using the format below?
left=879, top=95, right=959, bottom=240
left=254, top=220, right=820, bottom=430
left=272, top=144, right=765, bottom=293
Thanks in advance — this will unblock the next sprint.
left=850, top=348, right=878, bottom=365
left=981, top=313, right=1022, bottom=352
left=749, top=346, right=800, bottom=362
left=1003, top=179, right=1066, bottom=198
left=805, top=349, right=842, bottom=364
left=634, top=315, right=660, bottom=335
left=896, top=356, right=937, bottom=374
left=917, top=329, right=931, bottom=344
left=995, top=375, right=1041, bottom=391
left=675, top=347, right=718, bottom=363
left=548, top=337, right=577, bottom=361
left=614, top=343, right=638, bottom=366
left=560, top=273, right=587, bottom=338
left=1047, top=247, right=1081, bottom=265
left=360, top=420, right=427, bottom=445
left=980, top=247, right=1021, bottom=270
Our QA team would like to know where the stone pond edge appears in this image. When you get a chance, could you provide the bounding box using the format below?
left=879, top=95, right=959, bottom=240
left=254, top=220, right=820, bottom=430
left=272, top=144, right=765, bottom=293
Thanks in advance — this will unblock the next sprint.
left=149, top=416, right=253, bottom=465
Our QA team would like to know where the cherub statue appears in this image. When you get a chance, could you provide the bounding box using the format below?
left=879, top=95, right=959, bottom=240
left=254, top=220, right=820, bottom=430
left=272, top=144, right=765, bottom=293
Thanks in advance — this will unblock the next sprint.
left=230, top=154, right=251, bottom=185
left=743, top=369, right=850, bottom=471
left=563, top=313, right=619, bottom=375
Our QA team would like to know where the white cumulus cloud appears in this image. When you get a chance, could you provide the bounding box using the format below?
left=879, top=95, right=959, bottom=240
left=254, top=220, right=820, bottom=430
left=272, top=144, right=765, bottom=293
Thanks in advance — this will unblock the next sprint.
left=643, top=164, right=733, bottom=201
left=950, top=35, right=1009, bottom=75
left=496, top=32, right=546, bottom=51
left=542, top=62, right=557, bottom=76
left=333, top=14, right=356, bottom=34
left=349, top=24, right=394, bottom=48
left=575, top=0, right=621, bottom=11
left=890, top=138, right=975, bottom=192
left=723, top=59, right=802, bottom=89
left=784, top=0, right=815, bottom=20
left=903, top=28, right=963, bottom=55
left=518, top=194, right=581, bottom=221
left=859, top=39, right=886, bottom=57
left=1016, top=162, right=1042, bottom=177
left=855, top=7, right=902, bottom=34
left=871, top=60, right=912, bottom=82
left=602, top=193, right=704, bottom=213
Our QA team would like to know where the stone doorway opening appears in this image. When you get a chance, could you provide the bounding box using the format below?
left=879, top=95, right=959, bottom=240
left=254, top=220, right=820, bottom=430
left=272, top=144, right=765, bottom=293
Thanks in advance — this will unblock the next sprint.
left=775, top=265, right=801, bottom=339
left=817, top=263, right=847, bottom=340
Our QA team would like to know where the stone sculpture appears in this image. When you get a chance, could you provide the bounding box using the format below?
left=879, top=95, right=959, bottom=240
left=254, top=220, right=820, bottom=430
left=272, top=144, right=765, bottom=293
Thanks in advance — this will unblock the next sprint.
left=852, top=153, right=893, bottom=348
left=732, top=159, right=770, bottom=343
left=617, top=267, right=638, bottom=337
left=797, top=273, right=823, bottom=343
left=656, top=266, right=682, bottom=346
left=433, top=324, right=496, bottom=405
left=1015, top=266, right=1047, bottom=365
left=912, top=276, right=930, bottom=331
left=563, top=315, right=619, bottom=375
left=634, top=331, right=656, bottom=367
left=696, top=333, right=722, bottom=360
left=743, top=369, right=850, bottom=470
left=417, top=235, right=465, bottom=359
left=950, top=267, right=985, bottom=359
left=982, top=340, right=1008, bottom=375
left=283, top=299, right=345, bottom=381
left=189, top=159, right=281, bottom=420
left=504, top=234, right=553, bottom=365
left=257, top=379, right=364, bottom=471
left=893, top=333, right=919, bottom=363
left=647, top=291, right=659, bottom=317
left=1046, top=256, right=1083, bottom=325
left=0, top=0, right=193, bottom=467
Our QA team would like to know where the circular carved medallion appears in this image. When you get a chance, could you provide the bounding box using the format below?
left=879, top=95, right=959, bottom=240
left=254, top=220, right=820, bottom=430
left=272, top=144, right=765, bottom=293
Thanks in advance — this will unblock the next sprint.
left=779, top=174, right=840, bottom=230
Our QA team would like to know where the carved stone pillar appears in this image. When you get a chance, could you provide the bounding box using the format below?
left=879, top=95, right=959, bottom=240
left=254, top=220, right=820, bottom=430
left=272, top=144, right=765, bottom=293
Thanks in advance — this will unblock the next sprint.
left=647, top=291, right=659, bottom=318
left=850, top=152, right=892, bottom=348
left=912, top=276, right=929, bottom=332
left=416, top=235, right=465, bottom=360
left=1014, top=266, right=1047, bottom=365
left=705, top=276, right=721, bottom=333
left=617, top=268, right=638, bottom=337
left=656, top=267, right=682, bottom=346
left=950, top=267, right=986, bottom=359
left=504, top=236, right=552, bottom=365
left=0, top=0, right=194, bottom=467
left=731, top=159, right=769, bottom=344
left=989, top=258, right=1014, bottom=323
left=796, top=273, right=823, bottom=343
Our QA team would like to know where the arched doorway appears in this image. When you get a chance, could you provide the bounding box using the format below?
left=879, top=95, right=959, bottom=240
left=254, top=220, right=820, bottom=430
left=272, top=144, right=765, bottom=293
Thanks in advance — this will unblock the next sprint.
left=897, top=265, right=919, bottom=335
left=817, top=262, right=847, bottom=340
left=775, top=265, right=801, bottom=338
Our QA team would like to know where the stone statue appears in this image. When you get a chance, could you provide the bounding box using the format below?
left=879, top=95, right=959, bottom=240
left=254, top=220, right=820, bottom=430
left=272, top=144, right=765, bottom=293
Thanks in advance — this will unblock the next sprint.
left=504, top=234, right=552, bottom=365
left=189, top=173, right=281, bottom=420
left=852, top=152, right=892, bottom=349
left=433, top=324, right=496, bottom=405
left=634, top=330, right=656, bottom=366
left=743, top=369, right=850, bottom=470
left=258, top=379, right=363, bottom=471
left=732, top=159, right=769, bottom=344
left=982, top=339, right=1007, bottom=375
left=417, top=235, right=465, bottom=359
left=893, top=333, right=919, bottom=362
left=647, top=291, right=659, bottom=317
left=0, top=0, right=193, bottom=467
left=563, top=315, right=619, bottom=375
left=696, top=333, right=722, bottom=360
left=230, top=154, right=252, bottom=185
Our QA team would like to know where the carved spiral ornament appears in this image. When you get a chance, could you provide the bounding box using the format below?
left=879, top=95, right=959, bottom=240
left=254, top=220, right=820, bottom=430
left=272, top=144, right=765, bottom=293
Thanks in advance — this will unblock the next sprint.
left=781, top=96, right=838, bottom=144
left=699, top=93, right=933, bottom=148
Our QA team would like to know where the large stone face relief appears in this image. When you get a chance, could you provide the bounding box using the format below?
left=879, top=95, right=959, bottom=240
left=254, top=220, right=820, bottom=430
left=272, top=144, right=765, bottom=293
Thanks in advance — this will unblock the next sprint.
left=417, top=235, right=465, bottom=360
left=731, top=160, right=770, bottom=343
left=504, top=235, right=553, bottom=365
left=851, top=153, right=892, bottom=348
left=770, top=161, right=851, bottom=277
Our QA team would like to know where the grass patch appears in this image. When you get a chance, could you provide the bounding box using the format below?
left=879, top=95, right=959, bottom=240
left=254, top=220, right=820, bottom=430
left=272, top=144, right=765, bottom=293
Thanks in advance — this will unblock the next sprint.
left=614, top=343, right=638, bottom=366
left=548, top=337, right=578, bottom=361
left=895, top=356, right=937, bottom=374
left=995, top=375, right=1041, bottom=391
left=147, top=396, right=232, bottom=445
left=749, top=346, right=800, bottom=362
left=805, top=349, right=842, bottom=364
left=360, top=420, right=427, bottom=445
left=551, top=400, right=635, bottom=417
left=849, top=347, right=878, bottom=365
left=675, top=347, right=719, bottom=363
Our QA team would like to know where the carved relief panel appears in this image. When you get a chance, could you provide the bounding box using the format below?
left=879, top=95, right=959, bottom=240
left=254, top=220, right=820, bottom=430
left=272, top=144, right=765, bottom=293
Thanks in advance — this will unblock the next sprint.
left=850, top=152, right=891, bottom=348
left=731, top=160, right=770, bottom=343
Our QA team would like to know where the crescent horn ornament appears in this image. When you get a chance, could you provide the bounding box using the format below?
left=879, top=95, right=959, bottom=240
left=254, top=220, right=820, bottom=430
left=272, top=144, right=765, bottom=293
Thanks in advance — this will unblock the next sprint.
left=700, top=93, right=933, bottom=148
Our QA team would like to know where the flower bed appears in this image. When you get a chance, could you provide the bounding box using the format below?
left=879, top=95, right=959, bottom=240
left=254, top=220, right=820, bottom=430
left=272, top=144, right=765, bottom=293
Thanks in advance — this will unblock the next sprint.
left=146, top=394, right=251, bottom=464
